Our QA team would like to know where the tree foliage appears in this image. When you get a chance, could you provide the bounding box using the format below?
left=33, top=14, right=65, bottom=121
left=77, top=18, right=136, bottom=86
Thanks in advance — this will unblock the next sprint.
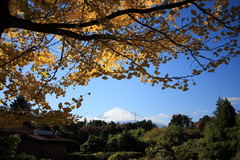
left=128, top=127, right=145, bottom=139
left=1, top=0, right=240, bottom=128
left=142, top=127, right=163, bottom=140
left=80, top=135, right=106, bottom=153
left=213, top=97, right=236, bottom=130
left=197, top=115, right=213, bottom=131
left=169, top=114, right=193, bottom=128
left=9, top=95, right=32, bottom=113
left=105, top=132, right=145, bottom=152
left=145, top=125, right=188, bottom=160
left=0, top=133, right=21, bottom=159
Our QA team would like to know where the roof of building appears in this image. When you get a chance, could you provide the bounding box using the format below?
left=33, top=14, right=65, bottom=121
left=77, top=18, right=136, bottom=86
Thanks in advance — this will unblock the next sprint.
left=26, top=134, right=68, bottom=142
left=2, top=124, right=68, bottom=142
left=2, top=124, right=33, bottom=135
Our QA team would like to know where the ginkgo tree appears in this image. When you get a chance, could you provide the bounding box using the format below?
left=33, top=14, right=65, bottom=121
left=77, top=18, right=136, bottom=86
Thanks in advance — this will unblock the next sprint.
left=0, top=0, right=239, bottom=128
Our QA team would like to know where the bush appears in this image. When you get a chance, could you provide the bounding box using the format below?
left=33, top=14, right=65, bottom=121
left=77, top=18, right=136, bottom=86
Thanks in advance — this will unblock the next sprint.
left=66, top=152, right=115, bottom=160
left=14, top=152, right=36, bottom=160
left=108, top=152, right=127, bottom=160
left=0, top=133, right=21, bottom=160
left=128, top=127, right=145, bottom=139
left=235, top=152, right=240, bottom=160
left=144, top=125, right=190, bottom=159
left=64, top=153, right=98, bottom=160
left=108, top=152, right=144, bottom=160
left=122, top=152, right=144, bottom=159
left=157, top=125, right=187, bottom=146
left=93, top=152, right=113, bottom=160
left=145, top=138, right=176, bottom=160
left=172, top=140, right=198, bottom=160
left=142, top=127, right=163, bottom=140
left=66, top=139, right=80, bottom=153
left=66, top=151, right=144, bottom=160
left=80, top=135, right=106, bottom=153
left=105, top=133, right=146, bottom=152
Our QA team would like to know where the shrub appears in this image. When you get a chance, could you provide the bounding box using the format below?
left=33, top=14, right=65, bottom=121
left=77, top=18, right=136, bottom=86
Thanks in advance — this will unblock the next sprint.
left=235, top=152, right=240, bottom=160
left=172, top=140, right=198, bottom=160
left=142, top=127, right=163, bottom=140
left=128, top=127, right=145, bottom=139
left=93, top=152, right=114, bottom=160
left=0, top=133, right=21, bottom=159
left=105, top=132, right=146, bottom=152
left=64, top=153, right=98, bottom=160
left=66, top=139, right=80, bottom=153
left=145, top=139, right=176, bottom=160
left=66, top=151, right=144, bottom=160
left=80, top=135, right=106, bottom=153
left=123, top=152, right=144, bottom=159
left=108, top=152, right=127, bottom=160
left=14, top=152, right=36, bottom=160
left=108, top=152, right=144, bottom=160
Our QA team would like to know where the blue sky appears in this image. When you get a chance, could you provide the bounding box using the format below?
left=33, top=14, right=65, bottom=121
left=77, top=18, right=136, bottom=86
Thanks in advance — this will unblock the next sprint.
left=44, top=0, right=240, bottom=125
left=46, top=53, right=240, bottom=125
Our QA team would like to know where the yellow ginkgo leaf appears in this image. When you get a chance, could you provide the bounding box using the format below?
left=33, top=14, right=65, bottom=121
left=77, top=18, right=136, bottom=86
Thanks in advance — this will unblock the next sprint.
left=102, top=76, right=108, bottom=80
left=191, top=9, right=197, bottom=16
left=58, top=103, right=63, bottom=109
left=77, top=103, right=81, bottom=109
left=64, top=102, right=70, bottom=105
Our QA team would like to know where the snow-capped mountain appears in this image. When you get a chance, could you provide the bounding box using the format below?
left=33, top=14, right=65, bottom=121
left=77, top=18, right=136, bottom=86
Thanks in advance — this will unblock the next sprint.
left=98, top=107, right=144, bottom=122
left=95, top=107, right=167, bottom=128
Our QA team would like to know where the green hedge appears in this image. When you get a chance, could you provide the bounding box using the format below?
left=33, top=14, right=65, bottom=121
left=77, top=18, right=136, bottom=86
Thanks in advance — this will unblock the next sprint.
left=65, top=151, right=144, bottom=160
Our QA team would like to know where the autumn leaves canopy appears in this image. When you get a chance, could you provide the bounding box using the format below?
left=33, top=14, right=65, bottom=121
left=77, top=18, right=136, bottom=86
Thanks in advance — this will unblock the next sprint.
left=0, top=0, right=239, bottom=128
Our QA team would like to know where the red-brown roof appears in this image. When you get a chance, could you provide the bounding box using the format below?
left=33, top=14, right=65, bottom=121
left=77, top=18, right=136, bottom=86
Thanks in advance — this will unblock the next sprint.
left=2, top=124, right=33, bottom=135
left=2, top=124, right=68, bottom=142
left=26, top=134, right=68, bottom=142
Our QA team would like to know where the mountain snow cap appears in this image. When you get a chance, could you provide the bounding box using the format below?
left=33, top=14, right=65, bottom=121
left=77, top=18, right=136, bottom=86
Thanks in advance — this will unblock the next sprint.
left=98, top=107, right=143, bottom=122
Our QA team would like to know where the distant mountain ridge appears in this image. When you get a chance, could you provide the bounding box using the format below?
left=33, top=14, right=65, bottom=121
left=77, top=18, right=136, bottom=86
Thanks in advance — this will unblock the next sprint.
left=97, top=107, right=167, bottom=128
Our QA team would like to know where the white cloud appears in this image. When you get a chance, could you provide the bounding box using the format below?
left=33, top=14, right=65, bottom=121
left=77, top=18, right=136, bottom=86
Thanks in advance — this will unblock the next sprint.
left=226, top=97, right=240, bottom=105
left=192, top=110, right=208, bottom=115
left=158, top=114, right=169, bottom=118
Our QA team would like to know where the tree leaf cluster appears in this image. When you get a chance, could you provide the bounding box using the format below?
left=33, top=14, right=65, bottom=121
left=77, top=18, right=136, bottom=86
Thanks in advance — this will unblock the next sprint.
left=1, top=0, right=240, bottom=128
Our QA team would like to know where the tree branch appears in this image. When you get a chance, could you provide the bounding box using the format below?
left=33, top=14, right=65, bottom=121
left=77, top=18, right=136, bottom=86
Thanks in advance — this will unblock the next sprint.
left=6, top=0, right=195, bottom=40
left=0, top=0, right=10, bottom=36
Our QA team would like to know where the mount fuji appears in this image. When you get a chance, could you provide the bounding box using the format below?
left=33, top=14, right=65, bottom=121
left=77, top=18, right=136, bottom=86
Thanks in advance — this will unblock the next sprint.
left=98, top=107, right=144, bottom=122
left=96, top=107, right=167, bottom=128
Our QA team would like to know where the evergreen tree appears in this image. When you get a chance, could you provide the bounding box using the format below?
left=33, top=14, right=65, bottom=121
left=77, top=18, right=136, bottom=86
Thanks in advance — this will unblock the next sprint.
left=213, top=96, right=225, bottom=116
left=214, top=97, right=236, bottom=130
left=198, top=115, right=213, bottom=131
left=99, top=129, right=108, bottom=141
left=10, top=95, right=31, bottom=113
left=169, top=114, right=193, bottom=128
left=197, top=97, right=239, bottom=159
left=84, top=118, right=87, bottom=126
